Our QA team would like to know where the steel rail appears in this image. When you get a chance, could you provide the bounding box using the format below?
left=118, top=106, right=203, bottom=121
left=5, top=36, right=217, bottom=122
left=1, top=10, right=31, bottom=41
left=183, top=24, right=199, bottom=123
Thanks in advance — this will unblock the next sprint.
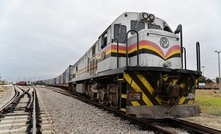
left=0, top=86, right=18, bottom=112
left=3, top=88, right=30, bottom=110
left=168, top=118, right=221, bottom=134
left=0, top=86, right=38, bottom=133
left=27, top=89, right=34, bottom=109
left=0, top=86, right=22, bottom=114
left=32, top=88, right=37, bottom=134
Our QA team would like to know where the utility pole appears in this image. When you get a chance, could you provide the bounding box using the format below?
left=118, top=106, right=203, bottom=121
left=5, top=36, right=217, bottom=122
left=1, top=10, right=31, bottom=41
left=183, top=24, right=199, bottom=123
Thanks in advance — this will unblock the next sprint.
left=215, top=50, right=221, bottom=93
left=201, top=66, right=205, bottom=76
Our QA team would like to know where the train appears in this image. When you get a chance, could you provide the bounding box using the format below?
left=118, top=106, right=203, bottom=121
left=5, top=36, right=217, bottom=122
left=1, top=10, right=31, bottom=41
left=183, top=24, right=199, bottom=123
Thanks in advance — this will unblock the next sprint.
left=44, top=12, right=202, bottom=119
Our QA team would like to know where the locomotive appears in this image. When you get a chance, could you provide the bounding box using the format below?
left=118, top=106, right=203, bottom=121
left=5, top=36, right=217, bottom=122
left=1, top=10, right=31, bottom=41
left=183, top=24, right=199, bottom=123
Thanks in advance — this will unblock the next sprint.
left=44, top=12, right=201, bottom=119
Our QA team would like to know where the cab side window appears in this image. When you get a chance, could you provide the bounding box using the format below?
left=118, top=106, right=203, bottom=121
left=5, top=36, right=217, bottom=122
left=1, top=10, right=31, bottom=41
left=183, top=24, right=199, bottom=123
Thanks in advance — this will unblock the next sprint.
left=100, top=27, right=111, bottom=49
left=101, top=35, right=107, bottom=49
left=114, top=24, right=127, bottom=43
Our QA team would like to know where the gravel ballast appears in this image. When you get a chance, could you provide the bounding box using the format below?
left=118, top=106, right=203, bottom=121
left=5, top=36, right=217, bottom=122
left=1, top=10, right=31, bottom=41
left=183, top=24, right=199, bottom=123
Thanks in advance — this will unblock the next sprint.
left=2, top=86, right=220, bottom=133
left=36, top=87, right=155, bottom=134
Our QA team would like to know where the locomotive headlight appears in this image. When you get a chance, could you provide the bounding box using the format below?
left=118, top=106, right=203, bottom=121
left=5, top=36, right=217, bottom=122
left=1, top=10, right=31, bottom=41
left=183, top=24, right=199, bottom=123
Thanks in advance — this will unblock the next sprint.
left=142, top=12, right=149, bottom=19
left=149, top=14, right=155, bottom=21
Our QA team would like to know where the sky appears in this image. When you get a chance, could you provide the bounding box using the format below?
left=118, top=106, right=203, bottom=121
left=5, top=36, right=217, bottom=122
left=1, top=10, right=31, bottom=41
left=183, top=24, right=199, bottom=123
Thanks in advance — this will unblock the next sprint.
left=0, top=0, right=221, bottom=82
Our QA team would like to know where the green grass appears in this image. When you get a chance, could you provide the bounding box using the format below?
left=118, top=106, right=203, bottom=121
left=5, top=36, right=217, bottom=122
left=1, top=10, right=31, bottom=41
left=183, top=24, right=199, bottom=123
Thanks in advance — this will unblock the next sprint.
left=195, top=90, right=221, bottom=116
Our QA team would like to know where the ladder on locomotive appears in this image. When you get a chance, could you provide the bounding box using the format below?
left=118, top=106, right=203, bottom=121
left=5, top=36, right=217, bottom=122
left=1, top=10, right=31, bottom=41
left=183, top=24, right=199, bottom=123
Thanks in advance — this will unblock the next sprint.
left=118, top=30, right=140, bottom=112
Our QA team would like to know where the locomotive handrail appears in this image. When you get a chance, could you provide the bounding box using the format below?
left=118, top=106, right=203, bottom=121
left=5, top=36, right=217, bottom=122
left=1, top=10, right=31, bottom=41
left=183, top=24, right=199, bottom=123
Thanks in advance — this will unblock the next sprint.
left=126, top=30, right=139, bottom=66
left=116, top=37, right=119, bottom=68
left=196, top=42, right=201, bottom=71
left=112, top=37, right=120, bottom=68
left=147, top=33, right=178, bottom=39
left=183, top=47, right=186, bottom=69
left=174, top=24, right=183, bottom=69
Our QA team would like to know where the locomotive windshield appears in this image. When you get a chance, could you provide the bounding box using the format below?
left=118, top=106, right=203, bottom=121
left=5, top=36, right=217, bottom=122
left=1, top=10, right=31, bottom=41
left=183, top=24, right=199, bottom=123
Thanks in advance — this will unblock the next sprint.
left=148, top=24, right=161, bottom=29
left=130, top=20, right=145, bottom=35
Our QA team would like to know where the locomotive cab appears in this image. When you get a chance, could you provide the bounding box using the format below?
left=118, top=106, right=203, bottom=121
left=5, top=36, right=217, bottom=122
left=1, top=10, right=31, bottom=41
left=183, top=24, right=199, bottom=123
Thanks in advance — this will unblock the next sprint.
left=97, top=12, right=182, bottom=71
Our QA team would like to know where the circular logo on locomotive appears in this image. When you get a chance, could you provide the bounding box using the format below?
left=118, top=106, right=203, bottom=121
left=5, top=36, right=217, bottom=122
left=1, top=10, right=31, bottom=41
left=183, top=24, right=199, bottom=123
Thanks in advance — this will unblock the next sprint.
left=101, top=51, right=106, bottom=60
left=160, top=37, right=169, bottom=48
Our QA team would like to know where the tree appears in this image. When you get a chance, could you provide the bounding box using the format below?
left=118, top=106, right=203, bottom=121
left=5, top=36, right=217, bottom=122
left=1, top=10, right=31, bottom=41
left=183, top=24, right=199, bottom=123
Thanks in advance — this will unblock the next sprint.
left=216, top=77, right=220, bottom=83
left=198, top=76, right=213, bottom=83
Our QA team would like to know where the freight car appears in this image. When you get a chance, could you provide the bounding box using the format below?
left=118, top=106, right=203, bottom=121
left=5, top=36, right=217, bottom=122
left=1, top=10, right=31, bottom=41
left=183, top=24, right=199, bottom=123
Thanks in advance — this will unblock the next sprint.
left=44, top=65, right=74, bottom=88
left=16, top=81, right=27, bottom=86
left=45, top=12, right=202, bottom=119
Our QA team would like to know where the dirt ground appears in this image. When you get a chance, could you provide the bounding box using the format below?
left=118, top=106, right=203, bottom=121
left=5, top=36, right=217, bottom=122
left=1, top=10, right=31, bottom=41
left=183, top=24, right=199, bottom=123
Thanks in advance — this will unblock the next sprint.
left=181, top=113, right=221, bottom=130
left=180, top=90, right=221, bottom=130
left=0, top=86, right=8, bottom=98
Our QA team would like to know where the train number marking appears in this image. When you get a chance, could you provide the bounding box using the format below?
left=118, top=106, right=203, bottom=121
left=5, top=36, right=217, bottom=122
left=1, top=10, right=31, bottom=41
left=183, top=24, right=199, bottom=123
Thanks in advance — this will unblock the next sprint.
left=186, top=93, right=195, bottom=100
left=129, top=92, right=142, bottom=101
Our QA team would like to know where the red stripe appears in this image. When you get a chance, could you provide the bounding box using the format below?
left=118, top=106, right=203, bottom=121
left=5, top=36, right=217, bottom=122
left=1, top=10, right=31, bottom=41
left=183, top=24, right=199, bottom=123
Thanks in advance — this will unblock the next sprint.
left=111, top=44, right=126, bottom=50
left=98, top=45, right=112, bottom=57
left=165, top=45, right=180, bottom=57
left=139, top=40, right=164, bottom=56
left=97, top=40, right=180, bottom=58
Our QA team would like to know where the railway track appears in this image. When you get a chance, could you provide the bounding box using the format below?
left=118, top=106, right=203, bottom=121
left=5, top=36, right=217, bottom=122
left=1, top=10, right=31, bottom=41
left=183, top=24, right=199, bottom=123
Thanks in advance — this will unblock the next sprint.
left=167, top=118, right=221, bottom=134
left=0, top=86, right=54, bottom=134
left=47, top=86, right=221, bottom=134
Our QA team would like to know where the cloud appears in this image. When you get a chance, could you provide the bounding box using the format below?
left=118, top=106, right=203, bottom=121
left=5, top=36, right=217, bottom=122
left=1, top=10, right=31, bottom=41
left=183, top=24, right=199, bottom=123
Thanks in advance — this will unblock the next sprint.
left=0, top=0, right=221, bottom=81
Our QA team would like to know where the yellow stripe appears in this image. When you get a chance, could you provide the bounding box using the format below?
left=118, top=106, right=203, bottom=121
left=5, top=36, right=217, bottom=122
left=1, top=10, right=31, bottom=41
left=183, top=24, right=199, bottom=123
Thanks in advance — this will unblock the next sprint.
left=111, top=49, right=125, bottom=54
left=136, top=74, right=155, bottom=93
left=106, top=49, right=111, bottom=55
left=188, top=100, right=194, bottom=104
left=121, top=94, right=127, bottom=99
left=124, top=72, right=153, bottom=106
left=194, top=79, right=199, bottom=87
left=120, top=108, right=126, bottom=112
left=179, top=96, right=186, bottom=104
left=136, top=74, right=161, bottom=103
left=163, top=74, right=169, bottom=81
left=128, top=45, right=165, bottom=59
left=178, top=81, right=186, bottom=104
left=195, top=79, right=198, bottom=83
left=172, top=79, right=178, bottom=84
left=131, top=101, right=140, bottom=106
left=180, top=83, right=185, bottom=88
left=140, top=45, right=164, bottom=58
left=128, top=47, right=136, bottom=53
left=166, top=50, right=180, bottom=59
left=99, top=46, right=180, bottom=60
